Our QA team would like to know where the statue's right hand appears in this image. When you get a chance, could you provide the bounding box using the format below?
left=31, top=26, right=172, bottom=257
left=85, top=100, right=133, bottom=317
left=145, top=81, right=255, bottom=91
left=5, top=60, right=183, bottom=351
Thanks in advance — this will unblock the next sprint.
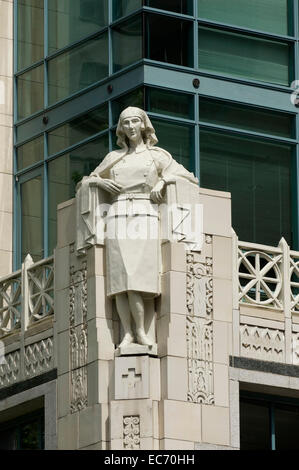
left=97, top=178, right=123, bottom=195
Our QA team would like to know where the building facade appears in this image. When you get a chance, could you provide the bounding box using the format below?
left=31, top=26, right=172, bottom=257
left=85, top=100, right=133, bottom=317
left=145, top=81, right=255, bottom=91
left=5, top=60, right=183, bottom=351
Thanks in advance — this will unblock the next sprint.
left=0, top=0, right=299, bottom=450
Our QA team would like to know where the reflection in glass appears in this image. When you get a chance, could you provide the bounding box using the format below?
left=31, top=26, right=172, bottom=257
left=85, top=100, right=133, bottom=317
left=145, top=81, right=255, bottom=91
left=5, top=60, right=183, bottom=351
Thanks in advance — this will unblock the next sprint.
left=146, top=0, right=193, bottom=15
left=198, top=0, right=290, bottom=36
left=112, top=16, right=143, bottom=72
left=17, top=136, right=44, bottom=171
left=48, top=105, right=109, bottom=155
left=17, top=0, right=44, bottom=70
left=200, top=130, right=292, bottom=246
left=48, top=33, right=108, bottom=105
left=240, top=398, right=271, bottom=450
left=148, top=88, right=194, bottom=119
left=17, top=65, right=44, bottom=120
left=198, top=26, right=291, bottom=86
left=199, top=97, right=295, bottom=138
left=48, top=0, right=108, bottom=53
left=151, top=119, right=194, bottom=171
left=21, top=176, right=43, bottom=262
left=113, top=0, right=142, bottom=20
left=48, top=135, right=109, bottom=254
left=146, top=14, right=193, bottom=67
left=112, top=88, right=144, bottom=124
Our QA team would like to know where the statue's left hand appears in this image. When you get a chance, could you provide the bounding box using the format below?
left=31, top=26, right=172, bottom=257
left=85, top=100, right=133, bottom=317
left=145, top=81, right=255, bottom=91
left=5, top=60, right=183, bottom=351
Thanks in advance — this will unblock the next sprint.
left=150, top=180, right=165, bottom=203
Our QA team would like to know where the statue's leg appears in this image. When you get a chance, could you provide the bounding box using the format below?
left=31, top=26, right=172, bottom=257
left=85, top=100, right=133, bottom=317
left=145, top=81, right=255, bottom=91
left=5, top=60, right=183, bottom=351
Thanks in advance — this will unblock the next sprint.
left=128, top=291, right=153, bottom=346
left=115, top=293, right=134, bottom=347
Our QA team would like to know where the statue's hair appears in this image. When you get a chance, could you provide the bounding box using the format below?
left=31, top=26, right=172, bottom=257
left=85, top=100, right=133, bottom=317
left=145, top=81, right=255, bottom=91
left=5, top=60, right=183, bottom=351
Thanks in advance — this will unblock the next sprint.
left=116, top=107, right=158, bottom=149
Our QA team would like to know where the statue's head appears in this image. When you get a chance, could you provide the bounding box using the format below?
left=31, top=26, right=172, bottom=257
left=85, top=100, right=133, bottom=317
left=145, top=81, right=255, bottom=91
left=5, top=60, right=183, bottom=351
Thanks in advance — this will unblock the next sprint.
left=116, top=107, right=158, bottom=149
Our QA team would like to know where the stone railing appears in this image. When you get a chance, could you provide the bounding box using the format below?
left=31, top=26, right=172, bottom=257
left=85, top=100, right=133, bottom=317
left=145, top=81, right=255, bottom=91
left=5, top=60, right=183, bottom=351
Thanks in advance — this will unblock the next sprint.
left=234, top=236, right=299, bottom=364
left=0, top=255, right=54, bottom=338
left=0, top=255, right=55, bottom=389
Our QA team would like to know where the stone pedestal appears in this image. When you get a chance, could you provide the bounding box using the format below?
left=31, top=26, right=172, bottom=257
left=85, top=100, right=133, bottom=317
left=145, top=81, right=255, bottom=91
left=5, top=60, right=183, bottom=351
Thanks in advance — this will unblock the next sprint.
left=55, top=185, right=235, bottom=450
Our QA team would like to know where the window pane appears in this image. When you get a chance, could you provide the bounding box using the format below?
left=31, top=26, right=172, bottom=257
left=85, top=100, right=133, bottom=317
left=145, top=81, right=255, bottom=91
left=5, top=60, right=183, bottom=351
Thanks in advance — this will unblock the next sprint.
left=17, top=65, right=44, bottom=120
left=199, top=98, right=295, bottom=138
left=21, top=175, right=43, bottom=262
left=48, top=33, right=108, bottom=105
left=48, top=135, right=109, bottom=254
left=198, top=0, right=290, bottom=36
left=200, top=130, right=292, bottom=246
left=151, top=119, right=194, bottom=171
left=146, top=0, right=193, bottom=15
left=240, top=398, right=271, bottom=450
left=147, top=14, right=193, bottom=67
left=48, top=104, right=109, bottom=155
left=148, top=88, right=194, bottom=119
left=112, top=88, right=145, bottom=124
left=17, top=0, right=44, bottom=70
left=48, top=0, right=108, bottom=53
left=198, top=26, right=291, bottom=86
left=17, top=136, right=44, bottom=171
left=275, top=403, right=299, bottom=450
left=112, top=16, right=143, bottom=72
left=20, top=419, right=44, bottom=450
left=113, top=0, right=142, bottom=20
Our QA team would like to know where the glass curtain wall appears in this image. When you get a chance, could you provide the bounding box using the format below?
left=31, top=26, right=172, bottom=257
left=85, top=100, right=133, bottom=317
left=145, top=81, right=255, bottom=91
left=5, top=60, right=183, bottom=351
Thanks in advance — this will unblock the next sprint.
left=14, top=0, right=299, bottom=265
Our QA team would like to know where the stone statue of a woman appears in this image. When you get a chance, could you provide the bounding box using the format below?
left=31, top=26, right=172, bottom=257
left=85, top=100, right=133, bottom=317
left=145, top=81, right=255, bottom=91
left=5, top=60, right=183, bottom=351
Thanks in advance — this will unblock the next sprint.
left=77, top=107, right=199, bottom=349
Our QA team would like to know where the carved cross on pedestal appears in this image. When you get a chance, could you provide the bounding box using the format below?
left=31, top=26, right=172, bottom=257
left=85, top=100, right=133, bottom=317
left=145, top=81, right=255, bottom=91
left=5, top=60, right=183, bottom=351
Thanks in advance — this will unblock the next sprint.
left=122, top=368, right=142, bottom=389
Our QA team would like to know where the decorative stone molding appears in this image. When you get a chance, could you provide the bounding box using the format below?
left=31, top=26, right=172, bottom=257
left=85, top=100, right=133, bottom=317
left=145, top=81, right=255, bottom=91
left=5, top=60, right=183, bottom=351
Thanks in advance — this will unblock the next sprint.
left=240, top=324, right=285, bottom=362
left=123, top=416, right=140, bottom=449
left=28, top=259, right=54, bottom=322
left=0, top=350, right=20, bottom=387
left=69, top=261, right=88, bottom=413
left=186, top=246, right=214, bottom=404
left=24, top=337, right=54, bottom=378
left=0, top=273, right=21, bottom=337
left=292, top=332, right=299, bottom=365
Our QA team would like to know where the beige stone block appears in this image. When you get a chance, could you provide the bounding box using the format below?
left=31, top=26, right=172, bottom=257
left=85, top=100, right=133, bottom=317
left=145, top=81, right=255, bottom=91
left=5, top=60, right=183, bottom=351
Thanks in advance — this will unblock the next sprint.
left=87, top=245, right=105, bottom=277
left=213, top=320, right=229, bottom=365
left=87, top=318, right=115, bottom=362
left=0, top=1, right=13, bottom=39
left=79, top=403, right=109, bottom=448
left=150, top=359, right=161, bottom=402
left=0, top=125, right=12, bottom=173
left=0, top=114, right=12, bottom=127
left=214, top=364, right=229, bottom=407
left=58, top=414, right=79, bottom=450
left=161, top=242, right=186, bottom=273
left=161, top=356, right=188, bottom=401
left=0, top=211, right=12, bottom=252
left=201, top=405, right=230, bottom=446
left=87, top=360, right=111, bottom=404
left=54, top=246, right=70, bottom=291
left=57, top=372, right=70, bottom=418
left=157, top=313, right=187, bottom=358
left=160, top=439, right=194, bottom=450
left=57, top=199, right=76, bottom=248
left=213, top=278, right=233, bottom=322
left=199, top=190, right=231, bottom=238
left=0, top=174, right=12, bottom=213
left=110, top=399, right=156, bottom=440
left=115, top=356, right=150, bottom=400
left=229, top=379, right=240, bottom=449
left=160, top=400, right=201, bottom=442
left=213, top=236, right=232, bottom=280
left=0, top=249, right=12, bottom=276
left=81, top=442, right=108, bottom=450
left=0, top=38, right=12, bottom=77
left=160, top=271, right=187, bottom=316
left=0, top=76, right=12, bottom=116
left=57, top=330, right=70, bottom=374
left=54, top=288, right=70, bottom=333
left=87, top=275, right=112, bottom=320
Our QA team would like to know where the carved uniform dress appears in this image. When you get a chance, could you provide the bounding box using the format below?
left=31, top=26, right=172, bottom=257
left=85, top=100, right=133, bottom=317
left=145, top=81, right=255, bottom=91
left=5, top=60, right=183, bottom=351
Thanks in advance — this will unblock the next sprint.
left=104, top=148, right=162, bottom=298
left=89, top=146, right=198, bottom=298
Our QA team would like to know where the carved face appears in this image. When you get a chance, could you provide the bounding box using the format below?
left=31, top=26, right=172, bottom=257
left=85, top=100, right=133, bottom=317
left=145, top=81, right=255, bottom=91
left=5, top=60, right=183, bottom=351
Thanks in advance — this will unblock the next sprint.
left=121, top=116, right=145, bottom=143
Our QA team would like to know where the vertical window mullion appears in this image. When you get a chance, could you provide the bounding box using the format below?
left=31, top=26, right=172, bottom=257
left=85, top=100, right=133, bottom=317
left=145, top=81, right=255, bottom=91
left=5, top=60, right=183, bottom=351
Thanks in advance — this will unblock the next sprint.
left=194, top=95, right=200, bottom=181
left=44, top=132, right=48, bottom=258
left=44, top=0, right=48, bottom=109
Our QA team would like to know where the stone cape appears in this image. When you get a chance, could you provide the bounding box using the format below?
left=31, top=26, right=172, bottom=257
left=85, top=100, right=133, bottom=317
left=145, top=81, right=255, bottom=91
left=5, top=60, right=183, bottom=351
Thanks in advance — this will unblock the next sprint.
left=104, top=455, right=139, bottom=467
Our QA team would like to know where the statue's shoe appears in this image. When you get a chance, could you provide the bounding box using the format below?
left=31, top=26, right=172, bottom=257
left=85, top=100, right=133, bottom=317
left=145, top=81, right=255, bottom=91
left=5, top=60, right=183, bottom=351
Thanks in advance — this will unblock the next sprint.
left=137, top=330, right=153, bottom=347
left=119, top=332, right=134, bottom=348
